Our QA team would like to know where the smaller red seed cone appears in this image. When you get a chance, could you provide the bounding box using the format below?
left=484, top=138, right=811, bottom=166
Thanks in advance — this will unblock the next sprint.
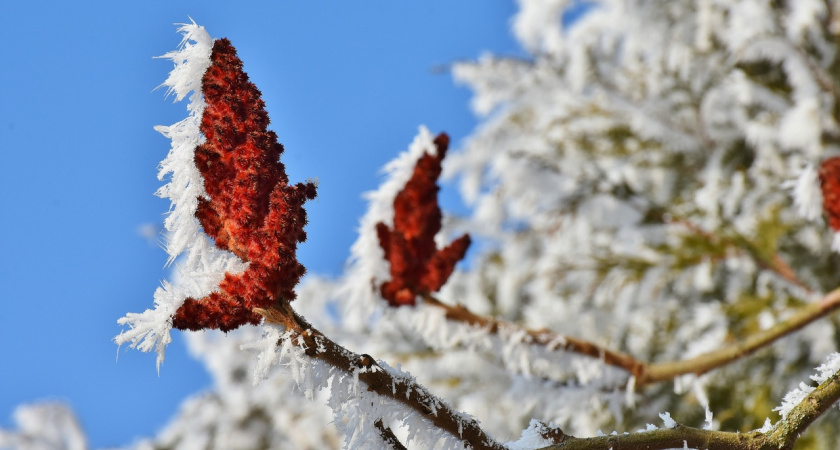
left=819, top=157, right=840, bottom=232
left=376, top=133, right=471, bottom=307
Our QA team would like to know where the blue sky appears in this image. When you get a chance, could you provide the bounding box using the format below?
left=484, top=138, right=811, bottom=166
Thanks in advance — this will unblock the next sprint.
left=0, top=1, right=524, bottom=447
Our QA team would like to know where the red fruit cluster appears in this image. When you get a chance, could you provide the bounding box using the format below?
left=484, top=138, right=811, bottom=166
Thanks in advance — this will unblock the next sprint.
left=173, top=39, right=317, bottom=332
left=821, top=157, right=840, bottom=232
left=376, top=133, right=471, bottom=307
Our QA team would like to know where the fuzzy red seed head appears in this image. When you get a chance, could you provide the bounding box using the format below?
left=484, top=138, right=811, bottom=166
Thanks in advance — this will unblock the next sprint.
left=376, top=133, right=471, bottom=307
left=820, top=157, right=840, bottom=232
left=173, top=38, right=317, bottom=332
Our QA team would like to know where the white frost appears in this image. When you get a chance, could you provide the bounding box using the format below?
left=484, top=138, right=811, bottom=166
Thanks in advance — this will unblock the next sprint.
left=658, top=411, right=676, bottom=429
left=787, top=164, right=824, bottom=222
left=774, top=352, right=840, bottom=419
left=115, top=21, right=246, bottom=371
left=0, top=402, right=87, bottom=450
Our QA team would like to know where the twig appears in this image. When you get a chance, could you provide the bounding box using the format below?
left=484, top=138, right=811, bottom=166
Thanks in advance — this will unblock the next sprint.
left=540, top=363, right=840, bottom=450
left=422, top=295, right=647, bottom=378
left=374, top=419, right=407, bottom=450
left=256, top=305, right=505, bottom=450
left=765, top=358, right=840, bottom=448
left=640, top=287, right=840, bottom=385
left=424, top=287, right=840, bottom=387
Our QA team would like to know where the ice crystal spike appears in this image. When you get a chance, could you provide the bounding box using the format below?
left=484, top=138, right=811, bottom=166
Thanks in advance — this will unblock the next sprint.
left=376, top=133, right=471, bottom=306
left=173, top=38, right=317, bottom=331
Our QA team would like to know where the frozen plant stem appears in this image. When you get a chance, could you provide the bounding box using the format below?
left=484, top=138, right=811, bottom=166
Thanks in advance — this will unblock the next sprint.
left=538, top=361, right=840, bottom=450
left=255, top=305, right=504, bottom=450
left=374, top=419, right=407, bottom=450
left=640, top=287, right=840, bottom=384
left=255, top=297, right=840, bottom=450
left=425, top=286, right=840, bottom=387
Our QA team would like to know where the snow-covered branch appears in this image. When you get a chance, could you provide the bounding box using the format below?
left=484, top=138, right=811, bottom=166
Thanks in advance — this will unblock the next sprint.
left=421, top=284, right=840, bottom=388
left=540, top=353, right=840, bottom=450
left=255, top=305, right=504, bottom=450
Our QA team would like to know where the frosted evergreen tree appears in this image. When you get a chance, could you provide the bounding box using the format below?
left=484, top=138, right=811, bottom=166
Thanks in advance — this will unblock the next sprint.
left=433, top=0, right=840, bottom=445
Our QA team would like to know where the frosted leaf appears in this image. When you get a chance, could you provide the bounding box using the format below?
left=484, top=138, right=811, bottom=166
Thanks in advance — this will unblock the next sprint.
left=0, top=402, right=86, bottom=450
left=513, top=0, right=569, bottom=54
left=779, top=98, right=822, bottom=158
left=784, top=0, right=827, bottom=43
left=693, top=257, right=714, bottom=292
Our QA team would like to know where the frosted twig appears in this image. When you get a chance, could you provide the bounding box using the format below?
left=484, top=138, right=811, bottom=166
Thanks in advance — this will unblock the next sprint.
left=424, top=286, right=840, bottom=387
left=373, top=419, right=407, bottom=450
left=255, top=305, right=504, bottom=450
left=422, top=295, right=646, bottom=379
left=537, top=354, right=840, bottom=450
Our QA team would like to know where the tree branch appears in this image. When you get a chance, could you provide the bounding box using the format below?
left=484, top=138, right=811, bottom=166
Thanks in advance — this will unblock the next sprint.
left=424, top=287, right=840, bottom=386
left=640, top=287, right=840, bottom=385
left=766, top=359, right=840, bottom=448
left=540, top=363, right=840, bottom=450
left=422, top=295, right=647, bottom=379
left=255, top=304, right=504, bottom=450
left=257, top=299, right=840, bottom=450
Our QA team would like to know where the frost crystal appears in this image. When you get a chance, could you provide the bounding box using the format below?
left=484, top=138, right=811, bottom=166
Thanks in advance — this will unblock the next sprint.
left=117, top=21, right=316, bottom=368
left=658, top=411, right=676, bottom=429
left=703, top=405, right=714, bottom=431
left=115, top=21, right=219, bottom=371
left=774, top=353, right=840, bottom=419
left=171, top=37, right=316, bottom=331
left=810, top=352, right=840, bottom=385
left=758, top=417, right=774, bottom=433
left=506, top=420, right=559, bottom=450
left=788, top=164, right=823, bottom=222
